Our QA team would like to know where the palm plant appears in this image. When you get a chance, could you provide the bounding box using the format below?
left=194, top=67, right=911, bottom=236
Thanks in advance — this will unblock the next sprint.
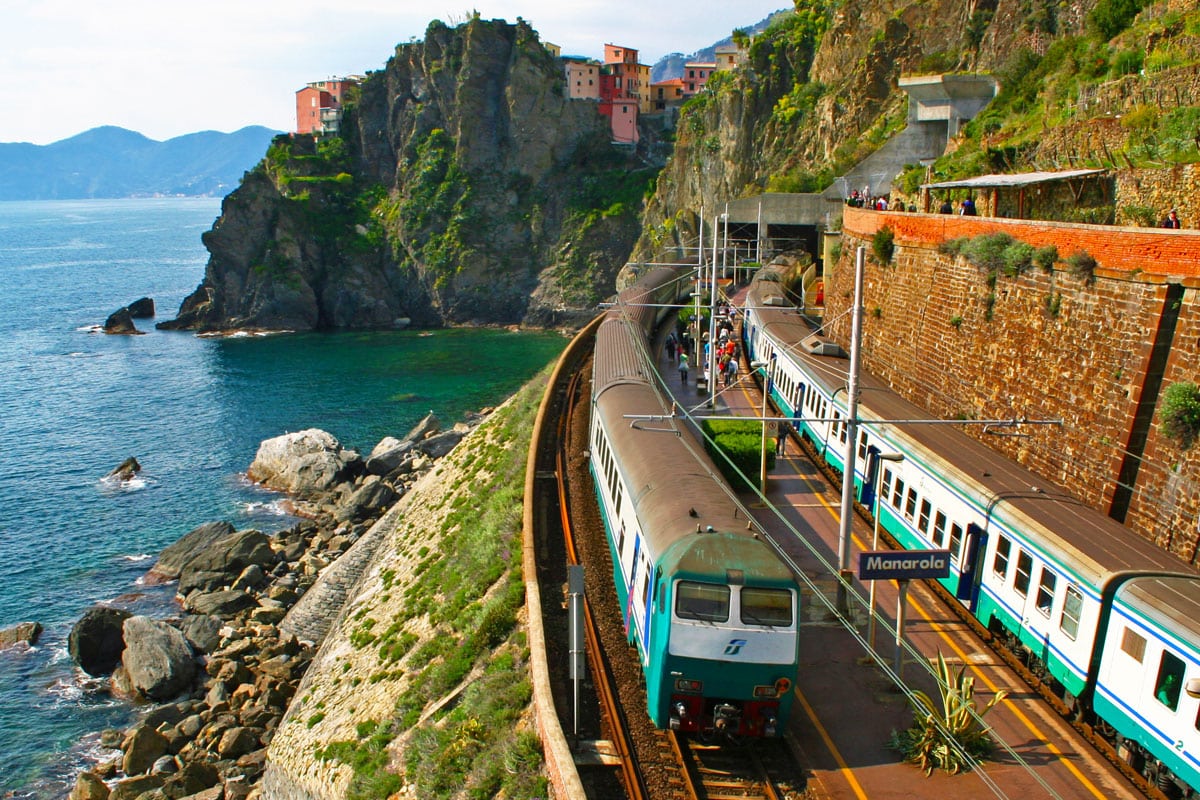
left=888, top=651, right=1008, bottom=775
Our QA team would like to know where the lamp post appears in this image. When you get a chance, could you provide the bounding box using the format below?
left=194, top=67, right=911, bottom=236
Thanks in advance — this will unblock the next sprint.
left=867, top=452, right=904, bottom=655
left=751, top=358, right=772, bottom=495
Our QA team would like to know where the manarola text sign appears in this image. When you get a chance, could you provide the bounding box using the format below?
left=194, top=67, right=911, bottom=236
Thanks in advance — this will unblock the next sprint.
left=858, top=549, right=952, bottom=581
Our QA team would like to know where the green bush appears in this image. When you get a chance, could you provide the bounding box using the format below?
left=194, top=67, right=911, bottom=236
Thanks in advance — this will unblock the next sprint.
left=1065, top=250, right=1098, bottom=282
left=961, top=232, right=1015, bottom=273
left=872, top=226, right=896, bottom=265
left=1001, top=241, right=1035, bottom=277
left=701, top=419, right=775, bottom=492
left=1033, top=245, right=1059, bottom=271
left=1159, top=382, right=1200, bottom=450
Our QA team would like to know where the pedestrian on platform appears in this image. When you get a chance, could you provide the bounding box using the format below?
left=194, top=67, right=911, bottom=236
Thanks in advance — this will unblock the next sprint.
left=665, top=332, right=677, bottom=363
left=775, top=427, right=787, bottom=456
left=678, top=353, right=689, bottom=385
left=1162, top=208, right=1181, bottom=229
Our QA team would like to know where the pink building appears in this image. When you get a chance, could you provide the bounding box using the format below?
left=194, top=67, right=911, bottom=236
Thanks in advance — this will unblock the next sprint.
left=682, top=61, right=716, bottom=96
left=563, top=57, right=601, bottom=100
left=599, top=44, right=644, bottom=144
left=295, top=77, right=360, bottom=136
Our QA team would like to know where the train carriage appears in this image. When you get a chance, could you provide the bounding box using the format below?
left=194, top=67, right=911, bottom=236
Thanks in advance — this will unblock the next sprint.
left=589, top=266, right=800, bottom=738
left=741, top=263, right=1200, bottom=795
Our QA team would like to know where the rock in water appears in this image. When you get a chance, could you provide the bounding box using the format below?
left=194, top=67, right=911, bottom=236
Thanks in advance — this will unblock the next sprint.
left=103, top=307, right=141, bottom=335
left=0, top=621, right=42, bottom=649
left=106, top=457, right=141, bottom=482
left=69, top=606, right=133, bottom=675
left=126, top=297, right=155, bottom=318
left=121, top=616, right=196, bottom=700
left=148, top=521, right=236, bottom=581
left=246, top=429, right=362, bottom=497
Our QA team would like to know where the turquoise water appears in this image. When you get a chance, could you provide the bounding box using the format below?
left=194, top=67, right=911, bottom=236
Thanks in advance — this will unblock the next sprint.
left=0, top=199, right=567, bottom=796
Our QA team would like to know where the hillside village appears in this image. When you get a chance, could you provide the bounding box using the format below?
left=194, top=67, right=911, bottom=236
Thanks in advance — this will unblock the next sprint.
left=294, top=39, right=741, bottom=145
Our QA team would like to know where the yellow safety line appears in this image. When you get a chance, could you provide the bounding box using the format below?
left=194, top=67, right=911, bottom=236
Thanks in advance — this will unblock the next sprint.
left=794, top=686, right=870, bottom=800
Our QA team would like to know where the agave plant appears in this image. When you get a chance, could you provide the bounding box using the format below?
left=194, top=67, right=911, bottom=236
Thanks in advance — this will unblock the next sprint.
left=888, top=651, right=1008, bottom=775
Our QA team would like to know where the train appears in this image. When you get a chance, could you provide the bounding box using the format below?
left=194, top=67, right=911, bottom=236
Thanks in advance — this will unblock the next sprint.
left=588, top=265, right=801, bottom=739
left=741, top=263, right=1200, bottom=796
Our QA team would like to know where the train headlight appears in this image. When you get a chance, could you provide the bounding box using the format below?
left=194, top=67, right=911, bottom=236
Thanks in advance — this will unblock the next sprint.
left=675, top=678, right=703, bottom=693
left=753, top=685, right=779, bottom=698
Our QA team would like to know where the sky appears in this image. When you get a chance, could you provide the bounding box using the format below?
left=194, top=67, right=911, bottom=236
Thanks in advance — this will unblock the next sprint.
left=5, top=1, right=791, bottom=146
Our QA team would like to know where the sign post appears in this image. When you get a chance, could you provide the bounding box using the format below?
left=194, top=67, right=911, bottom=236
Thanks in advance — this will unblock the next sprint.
left=858, top=550, right=951, bottom=681
left=568, top=565, right=585, bottom=738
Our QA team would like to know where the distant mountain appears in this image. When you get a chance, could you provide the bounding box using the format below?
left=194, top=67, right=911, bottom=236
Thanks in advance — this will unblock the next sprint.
left=650, top=9, right=788, bottom=83
left=0, top=125, right=281, bottom=200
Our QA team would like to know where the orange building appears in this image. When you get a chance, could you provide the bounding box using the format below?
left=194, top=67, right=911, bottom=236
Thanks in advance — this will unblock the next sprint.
left=650, top=78, right=687, bottom=111
left=295, top=76, right=361, bottom=136
left=563, top=57, right=601, bottom=100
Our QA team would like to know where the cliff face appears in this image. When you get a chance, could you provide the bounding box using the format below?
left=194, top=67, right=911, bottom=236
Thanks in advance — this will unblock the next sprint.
left=163, top=18, right=651, bottom=333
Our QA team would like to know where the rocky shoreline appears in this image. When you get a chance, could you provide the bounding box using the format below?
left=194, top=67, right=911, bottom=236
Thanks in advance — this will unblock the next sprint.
left=63, top=411, right=484, bottom=800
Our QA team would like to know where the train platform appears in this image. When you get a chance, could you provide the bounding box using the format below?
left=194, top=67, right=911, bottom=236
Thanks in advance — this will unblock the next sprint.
left=650, top=292, right=1142, bottom=800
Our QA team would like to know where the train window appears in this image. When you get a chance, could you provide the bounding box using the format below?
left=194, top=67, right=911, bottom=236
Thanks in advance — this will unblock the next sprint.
left=858, top=431, right=869, bottom=461
left=918, top=500, right=932, bottom=536
left=675, top=581, right=730, bottom=622
left=1013, top=551, right=1033, bottom=596
left=905, top=488, right=918, bottom=521
left=1035, top=568, right=1057, bottom=616
left=949, top=524, right=963, bottom=559
left=1059, top=585, right=1082, bottom=640
left=892, top=478, right=905, bottom=508
left=933, top=512, right=947, bottom=548
left=740, top=587, right=793, bottom=627
left=1120, top=627, right=1146, bottom=663
left=881, top=468, right=894, bottom=502
left=1155, top=651, right=1186, bottom=711
left=993, top=536, right=1011, bottom=579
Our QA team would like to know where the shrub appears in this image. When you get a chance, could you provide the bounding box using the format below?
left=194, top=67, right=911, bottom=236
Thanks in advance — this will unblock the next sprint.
left=1159, top=382, right=1200, bottom=450
left=1001, top=241, right=1035, bottom=277
left=1065, top=250, right=1098, bottom=282
left=961, top=232, right=1014, bottom=273
left=1032, top=245, right=1059, bottom=272
left=872, top=226, right=895, bottom=265
left=700, top=419, right=774, bottom=492
left=938, top=237, right=969, bottom=257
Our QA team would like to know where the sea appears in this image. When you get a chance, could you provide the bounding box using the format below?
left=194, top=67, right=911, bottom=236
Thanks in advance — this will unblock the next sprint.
left=0, top=198, right=568, bottom=798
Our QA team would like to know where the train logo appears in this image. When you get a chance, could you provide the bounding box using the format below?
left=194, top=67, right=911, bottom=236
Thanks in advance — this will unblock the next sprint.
left=724, top=639, right=748, bottom=656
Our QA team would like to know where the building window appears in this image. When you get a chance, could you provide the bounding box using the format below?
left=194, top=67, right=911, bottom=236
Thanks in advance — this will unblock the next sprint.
left=1013, top=550, right=1033, bottom=596
left=1059, top=585, right=1082, bottom=639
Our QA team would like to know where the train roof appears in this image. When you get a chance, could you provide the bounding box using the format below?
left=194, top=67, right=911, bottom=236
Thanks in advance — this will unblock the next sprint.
left=1117, top=576, right=1200, bottom=649
left=745, top=269, right=1200, bottom=586
left=593, top=301, right=793, bottom=587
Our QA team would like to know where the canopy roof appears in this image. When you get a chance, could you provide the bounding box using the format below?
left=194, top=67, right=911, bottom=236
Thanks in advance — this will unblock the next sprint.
left=921, top=168, right=1106, bottom=190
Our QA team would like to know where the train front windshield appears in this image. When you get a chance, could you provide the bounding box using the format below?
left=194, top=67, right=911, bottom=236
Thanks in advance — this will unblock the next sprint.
left=740, top=587, right=793, bottom=627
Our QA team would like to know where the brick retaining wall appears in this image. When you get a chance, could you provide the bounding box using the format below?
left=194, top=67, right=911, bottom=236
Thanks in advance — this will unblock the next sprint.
left=830, top=207, right=1200, bottom=564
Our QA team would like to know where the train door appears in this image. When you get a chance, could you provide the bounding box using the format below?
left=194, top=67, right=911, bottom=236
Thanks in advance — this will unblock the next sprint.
left=956, top=522, right=988, bottom=610
left=862, top=446, right=882, bottom=508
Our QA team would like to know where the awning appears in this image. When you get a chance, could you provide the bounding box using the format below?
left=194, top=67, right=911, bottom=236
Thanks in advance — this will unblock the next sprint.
left=921, top=168, right=1106, bottom=190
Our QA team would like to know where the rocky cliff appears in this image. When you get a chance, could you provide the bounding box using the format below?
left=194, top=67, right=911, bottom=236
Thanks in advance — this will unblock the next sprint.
left=162, top=17, right=653, bottom=333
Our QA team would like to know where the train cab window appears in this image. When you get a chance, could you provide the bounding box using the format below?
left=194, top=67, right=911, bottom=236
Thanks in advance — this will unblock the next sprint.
left=993, top=536, right=1011, bottom=579
left=933, top=512, right=947, bottom=548
left=1155, top=651, right=1186, bottom=711
left=740, top=587, right=793, bottom=627
left=1059, top=584, right=1082, bottom=639
left=1013, top=551, right=1033, bottom=596
left=1121, top=627, right=1146, bottom=662
left=1035, top=568, right=1057, bottom=616
left=904, top=488, right=918, bottom=521
left=675, top=581, right=730, bottom=622
left=918, top=500, right=932, bottom=536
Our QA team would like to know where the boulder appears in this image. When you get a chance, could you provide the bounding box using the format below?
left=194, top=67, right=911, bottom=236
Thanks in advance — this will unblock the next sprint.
left=364, top=436, right=415, bottom=475
left=126, top=297, right=155, bottom=318
left=216, top=727, right=260, bottom=760
left=149, top=522, right=236, bottom=581
left=122, top=724, right=170, bottom=775
left=164, top=763, right=220, bottom=797
left=335, top=477, right=399, bottom=522
left=103, top=307, right=141, bottom=335
left=121, top=616, right=196, bottom=701
left=105, top=457, right=141, bottom=482
left=0, top=621, right=42, bottom=649
left=178, top=614, right=223, bottom=654
left=416, top=427, right=465, bottom=459
left=405, top=411, right=440, bottom=442
left=70, top=606, right=133, bottom=676
left=183, top=589, right=256, bottom=619
left=245, top=429, right=363, bottom=497
left=178, top=530, right=276, bottom=595
left=69, top=772, right=110, bottom=800
left=108, top=774, right=163, bottom=800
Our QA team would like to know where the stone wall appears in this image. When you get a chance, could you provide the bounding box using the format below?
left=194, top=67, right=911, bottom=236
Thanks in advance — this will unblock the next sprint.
left=832, top=207, right=1200, bottom=565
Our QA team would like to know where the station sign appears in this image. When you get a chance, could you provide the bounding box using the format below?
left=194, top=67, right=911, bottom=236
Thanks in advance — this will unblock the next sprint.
left=858, top=549, right=952, bottom=581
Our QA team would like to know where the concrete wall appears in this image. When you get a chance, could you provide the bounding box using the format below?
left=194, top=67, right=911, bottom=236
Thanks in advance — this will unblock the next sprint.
left=830, top=207, right=1200, bottom=565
